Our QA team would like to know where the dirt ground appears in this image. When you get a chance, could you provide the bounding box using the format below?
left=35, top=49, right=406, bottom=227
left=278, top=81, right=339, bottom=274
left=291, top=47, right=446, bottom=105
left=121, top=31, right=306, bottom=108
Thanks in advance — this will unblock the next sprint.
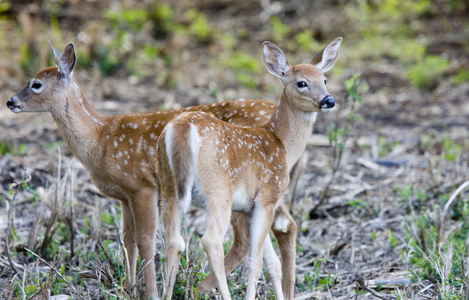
left=0, top=1, right=469, bottom=299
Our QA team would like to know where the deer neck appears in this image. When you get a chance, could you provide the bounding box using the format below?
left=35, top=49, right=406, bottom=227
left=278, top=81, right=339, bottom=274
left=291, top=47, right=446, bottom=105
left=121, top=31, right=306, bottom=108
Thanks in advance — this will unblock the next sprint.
left=50, top=78, right=107, bottom=167
left=268, top=91, right=317, bottom=171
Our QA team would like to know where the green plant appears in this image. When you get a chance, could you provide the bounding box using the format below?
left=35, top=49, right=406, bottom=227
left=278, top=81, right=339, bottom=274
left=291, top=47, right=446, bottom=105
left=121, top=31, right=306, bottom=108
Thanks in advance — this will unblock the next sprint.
left=94, top=44, right=121, bottom=76
left=226, top=51, right=261, bottom=73
left=269, top=16, right=290, bottom=42
left=294, top=30, right=320, bottom=51
left=378, top=136, right=400, bottom=157
left=407, top=55, right=449, bottom=89
left=104, top=8, right=149, bottom=31
left=452, top=69, right=469, bottom=85
left=298, top=259, right=335, bottom=292
left=347, top=198, right=376, bottom=215
left=387, top=229, right=398, bottom=249
left=0, top=141, right=11, bottom=155
left=442, top=136, right=462, bottom=162
left=18, top=43, right=36, bottom=73
left=404, top=182, right=469, bottom=299
left=150, top=3, right=181, bottom=39
left=185, top=9, right=212, bottom=43
left=225, top=50, right=261, bottom=89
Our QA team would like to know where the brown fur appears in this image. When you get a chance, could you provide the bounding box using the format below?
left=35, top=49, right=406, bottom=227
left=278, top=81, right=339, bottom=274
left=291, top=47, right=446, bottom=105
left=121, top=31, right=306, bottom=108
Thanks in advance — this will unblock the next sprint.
left=6, top=43, right=302, bottom=300
left=157, top=38, right=342, bottom=300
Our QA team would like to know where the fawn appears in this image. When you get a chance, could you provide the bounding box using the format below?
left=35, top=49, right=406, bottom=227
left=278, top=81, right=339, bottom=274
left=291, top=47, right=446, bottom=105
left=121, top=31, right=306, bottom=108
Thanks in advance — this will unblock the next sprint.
left=157, top=37, right=342, bottom=300
left=7, top=42, right=301, bottom=299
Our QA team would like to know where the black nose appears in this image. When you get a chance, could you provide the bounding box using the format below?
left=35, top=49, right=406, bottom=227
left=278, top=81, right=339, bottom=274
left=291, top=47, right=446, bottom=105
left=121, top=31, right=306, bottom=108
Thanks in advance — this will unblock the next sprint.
left=6, top=98, right=13, bottom=108
left=321, top=95, right=335, bottom=109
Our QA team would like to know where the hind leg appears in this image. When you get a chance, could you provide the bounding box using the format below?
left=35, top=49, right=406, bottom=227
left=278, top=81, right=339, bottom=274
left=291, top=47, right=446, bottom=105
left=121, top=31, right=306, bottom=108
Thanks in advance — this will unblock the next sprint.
left=263, top=235, right=284, bottom=300
left=201, top=195, right=233, bottom=299
left=197, top=212, right=250, bottom=293
left=161, top=196, right=185, bottom=300
left=121, top=201, right=137, bottom=293
left=245, top=202, right=275, bottom=300
left=272, top=203, right=297, bottom=300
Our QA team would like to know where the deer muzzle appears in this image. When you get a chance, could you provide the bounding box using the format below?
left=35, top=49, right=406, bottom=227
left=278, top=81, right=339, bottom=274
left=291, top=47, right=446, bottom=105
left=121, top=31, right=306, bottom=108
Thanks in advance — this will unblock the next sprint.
left=7, top=96, right=22, bottom=113
left=320, top=95, right=335, bottom=112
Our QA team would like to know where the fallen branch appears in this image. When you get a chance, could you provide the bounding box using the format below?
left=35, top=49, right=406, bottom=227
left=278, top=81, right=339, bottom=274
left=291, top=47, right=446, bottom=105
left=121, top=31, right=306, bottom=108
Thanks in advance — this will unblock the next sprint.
left=355, top=277, right=397, bottom=300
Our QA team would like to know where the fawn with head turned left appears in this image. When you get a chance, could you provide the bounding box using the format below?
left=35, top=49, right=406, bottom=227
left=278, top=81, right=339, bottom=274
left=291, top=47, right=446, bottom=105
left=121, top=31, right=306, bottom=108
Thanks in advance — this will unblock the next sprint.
left=7, top=42, right=304, bottom=299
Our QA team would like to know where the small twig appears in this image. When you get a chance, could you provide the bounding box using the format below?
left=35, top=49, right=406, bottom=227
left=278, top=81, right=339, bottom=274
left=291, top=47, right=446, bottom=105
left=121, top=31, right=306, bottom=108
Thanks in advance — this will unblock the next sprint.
left=137, top=258, right=153, bottom=281
left=443, top=181, right=469, bottom=214
left=19, top=264, right=27, bottom=300
left=356, top=277, right=397, bottom=300
left=25, top=289, right=42, bottom=300
left=24, top=247, right=77, bottom=294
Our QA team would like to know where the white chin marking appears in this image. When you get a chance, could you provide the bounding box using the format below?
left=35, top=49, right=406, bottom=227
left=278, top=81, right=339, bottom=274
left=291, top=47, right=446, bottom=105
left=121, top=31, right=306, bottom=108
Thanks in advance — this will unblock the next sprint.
left=11, top=107, right=22, bottom=113
left=321, top=107, right=334, bottom=112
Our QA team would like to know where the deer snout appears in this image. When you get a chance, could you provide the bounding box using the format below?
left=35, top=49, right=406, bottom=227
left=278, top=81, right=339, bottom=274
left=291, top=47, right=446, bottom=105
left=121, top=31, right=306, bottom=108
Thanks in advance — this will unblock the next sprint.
left=7, top=96, right=22, bottom=113
left=320, top=95, right=335, bottom=112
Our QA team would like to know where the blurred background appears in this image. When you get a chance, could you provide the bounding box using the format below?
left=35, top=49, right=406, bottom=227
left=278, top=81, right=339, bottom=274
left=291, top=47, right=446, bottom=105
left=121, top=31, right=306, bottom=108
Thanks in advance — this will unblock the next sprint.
left=0, top=0, right=469, bottom=299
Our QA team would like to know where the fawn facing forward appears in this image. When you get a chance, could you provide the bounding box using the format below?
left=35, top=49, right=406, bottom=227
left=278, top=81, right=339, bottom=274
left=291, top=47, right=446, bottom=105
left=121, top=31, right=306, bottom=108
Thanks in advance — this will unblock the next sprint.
left=157, top=37, right=342, bottom=300
left=7, top=43, right=300, bottom=299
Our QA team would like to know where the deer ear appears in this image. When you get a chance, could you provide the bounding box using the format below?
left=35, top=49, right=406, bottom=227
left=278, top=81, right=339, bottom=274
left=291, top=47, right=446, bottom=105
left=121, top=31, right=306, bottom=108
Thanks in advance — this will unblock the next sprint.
left=58, top=43, right=76, bottom=79
left=49, top=41, right=62, bottom=68
left=310, top=37, right=342, bottom=73
left=263, top=42, right=291, bottom=81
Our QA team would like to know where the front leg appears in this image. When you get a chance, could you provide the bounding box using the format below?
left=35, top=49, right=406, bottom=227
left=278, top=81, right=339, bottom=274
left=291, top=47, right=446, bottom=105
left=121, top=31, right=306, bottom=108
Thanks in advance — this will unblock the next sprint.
left=121, top=201, right=137, bottom=294
left=130, top=188, right=159, bottom=300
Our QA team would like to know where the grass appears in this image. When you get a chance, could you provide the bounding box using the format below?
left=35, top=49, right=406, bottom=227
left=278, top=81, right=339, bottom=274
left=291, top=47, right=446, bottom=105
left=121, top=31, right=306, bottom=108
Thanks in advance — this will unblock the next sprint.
left=404, top=181, right=469, bottom=299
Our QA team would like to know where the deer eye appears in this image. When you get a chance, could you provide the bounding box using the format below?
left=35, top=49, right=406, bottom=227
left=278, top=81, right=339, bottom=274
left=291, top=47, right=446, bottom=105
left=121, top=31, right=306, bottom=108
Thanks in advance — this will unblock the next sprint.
left=297, top=81, right=307, bottom=88
left=324, top=79, right=327, bottom=85
left=30, top=80, right=44, bottom=94
left=30, top=81, right=43, bottom=93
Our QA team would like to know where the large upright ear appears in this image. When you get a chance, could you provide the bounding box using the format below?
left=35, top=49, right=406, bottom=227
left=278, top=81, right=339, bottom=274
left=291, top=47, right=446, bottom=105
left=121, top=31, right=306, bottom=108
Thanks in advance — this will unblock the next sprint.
left=263, top=41, right=291, bottom=81
left=58, top=43, right=76, bottom=79
left=49, top=41, right=62, bottom=67
left=310, top=37, right=342, bottom=73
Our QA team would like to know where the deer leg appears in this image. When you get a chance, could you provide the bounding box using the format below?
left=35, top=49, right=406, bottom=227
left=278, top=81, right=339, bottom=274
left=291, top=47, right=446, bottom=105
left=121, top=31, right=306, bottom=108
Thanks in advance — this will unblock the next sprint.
left=197, top=212, right=250, bottom=293
left=130, top=188, right=159, bottom=300
left=201, top=198, right=232, bottom=300
left=263, top=235, right=284, bottom=300
left=245, top=204, right=275, bottom=300
left=161, top=197, right=185, bottom=300
left=272, top=203, right=297, bottom=300
left=121, top=201, right=137, bottom=294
